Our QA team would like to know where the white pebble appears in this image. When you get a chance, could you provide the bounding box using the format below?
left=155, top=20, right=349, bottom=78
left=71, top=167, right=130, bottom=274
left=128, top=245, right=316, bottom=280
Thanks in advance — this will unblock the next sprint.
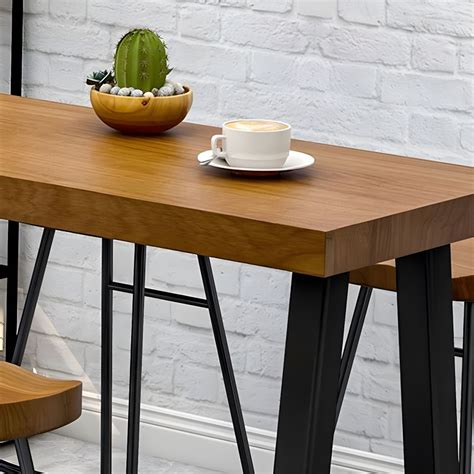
left=151, top=88, right=159, bottom=97
left=99, top=83, right=112, bottom=94
left=164, top=82, right=175, bottom=94
left=131, top=89, right=144, bottom=97
left=118, top=87, right=131, bottom=96
left=174, top=82, right=185, bottom=95
left=157, top=85, right=174, bottom=97
left=143, top=92, right=154, bottom=99
left=110, top=86, right=120, bottom=95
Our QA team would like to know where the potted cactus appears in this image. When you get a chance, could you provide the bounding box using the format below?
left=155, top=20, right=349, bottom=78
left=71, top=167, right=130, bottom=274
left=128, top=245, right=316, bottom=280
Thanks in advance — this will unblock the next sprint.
left=88, top=29, right=192, bottom=133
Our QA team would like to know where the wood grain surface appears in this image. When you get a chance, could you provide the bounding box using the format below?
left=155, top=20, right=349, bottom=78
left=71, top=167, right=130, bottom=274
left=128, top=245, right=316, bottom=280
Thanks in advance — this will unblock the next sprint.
left=0, top=362, right=82, bottom=441
left=0, top=94, right=472, bottom=276
left=350, top=238, right=474, bottom=301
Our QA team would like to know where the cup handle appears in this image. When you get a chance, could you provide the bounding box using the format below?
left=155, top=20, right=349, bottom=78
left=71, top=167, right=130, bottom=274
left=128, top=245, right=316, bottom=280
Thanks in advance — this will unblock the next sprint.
left=211, top=134, right=226, bottom=159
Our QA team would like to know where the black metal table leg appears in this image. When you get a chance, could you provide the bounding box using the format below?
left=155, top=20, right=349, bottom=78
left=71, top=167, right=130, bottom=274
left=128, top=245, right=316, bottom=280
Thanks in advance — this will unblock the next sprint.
left=396, top=245, right=459, bottom=474
left=101, top=239, right=113, bottom=474
left=5, top=221, right=19, bottom=362
left=336, top=286, right=372, bottom=421
left=12, top=228, right=55, bottom=366
left=126, top=245, right=146, bottom=474
left=460, top=302, right=473, bottom=474
left=14, top=439, right=34, bottom=474
left=198, top=256, right=254, bottom=474
left=274, top=272, right=349, bottom=473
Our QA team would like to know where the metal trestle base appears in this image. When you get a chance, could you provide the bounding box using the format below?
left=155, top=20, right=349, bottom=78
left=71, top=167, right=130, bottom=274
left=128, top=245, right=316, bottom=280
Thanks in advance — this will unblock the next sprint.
left=100, top=241, right=255, bottom=474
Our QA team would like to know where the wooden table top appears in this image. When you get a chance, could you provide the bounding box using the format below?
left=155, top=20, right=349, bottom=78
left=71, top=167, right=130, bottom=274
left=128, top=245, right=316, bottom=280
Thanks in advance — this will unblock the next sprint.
left=1, top=94, right=472, bottom=277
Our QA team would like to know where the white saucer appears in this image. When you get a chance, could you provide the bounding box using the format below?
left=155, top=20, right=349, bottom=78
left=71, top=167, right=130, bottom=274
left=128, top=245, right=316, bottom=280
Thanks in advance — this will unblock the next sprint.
left=197, top=150, right=315, bottom=174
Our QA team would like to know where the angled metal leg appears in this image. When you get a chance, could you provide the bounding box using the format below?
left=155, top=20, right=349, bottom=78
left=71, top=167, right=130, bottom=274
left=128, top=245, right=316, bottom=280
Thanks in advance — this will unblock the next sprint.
left=460, top=302, right=473, bottom=474
left=126, top=245, right=146, bottom=474
left=12, top=228, right=55, bottom=366
left=101, top=239, right=113, bottom=474
left=0, top=459, right=21, bottom=473
left=5, top=221, right=19, bottom=362
left=14, top=439, right=34, bottom=474
left=396, top=246, right=458, bottom=474
left=274, top=272, right=349, bottom=473
left=197, top=256, right=254, bottom=474
left=336, top=286, right=373, bottom=421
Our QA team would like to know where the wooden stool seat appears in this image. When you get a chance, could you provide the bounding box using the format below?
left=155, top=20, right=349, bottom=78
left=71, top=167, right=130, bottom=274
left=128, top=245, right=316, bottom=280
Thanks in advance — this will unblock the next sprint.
left=350, top=238, right=474, bottom=301
left=0, top=362, right=82, bottom=441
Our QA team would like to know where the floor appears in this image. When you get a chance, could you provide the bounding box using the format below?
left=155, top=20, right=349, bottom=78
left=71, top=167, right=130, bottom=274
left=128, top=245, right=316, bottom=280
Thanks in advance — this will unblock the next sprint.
left=0, top=433, right=221, bottom=473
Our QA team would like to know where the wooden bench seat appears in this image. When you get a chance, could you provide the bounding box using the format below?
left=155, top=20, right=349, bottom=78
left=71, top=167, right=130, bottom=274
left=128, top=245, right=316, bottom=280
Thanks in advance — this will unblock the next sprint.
left=350, top=238, right=474, bottom=301
left=0, top=362, right=82, bottom=441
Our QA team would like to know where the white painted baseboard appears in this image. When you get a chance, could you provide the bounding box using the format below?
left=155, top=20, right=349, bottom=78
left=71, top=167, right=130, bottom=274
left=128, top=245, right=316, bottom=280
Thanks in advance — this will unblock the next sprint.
left=57, top=391, right=404, bottom=473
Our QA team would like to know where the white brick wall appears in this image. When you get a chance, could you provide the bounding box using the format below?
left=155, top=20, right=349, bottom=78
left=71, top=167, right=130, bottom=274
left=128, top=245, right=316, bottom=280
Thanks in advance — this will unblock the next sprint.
left=0, top=0, right=472, bottom=463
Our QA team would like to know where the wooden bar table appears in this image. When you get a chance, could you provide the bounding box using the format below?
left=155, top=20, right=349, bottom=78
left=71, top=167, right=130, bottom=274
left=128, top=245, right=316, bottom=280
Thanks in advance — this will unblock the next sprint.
left=1, top=94, right=473, bottom=474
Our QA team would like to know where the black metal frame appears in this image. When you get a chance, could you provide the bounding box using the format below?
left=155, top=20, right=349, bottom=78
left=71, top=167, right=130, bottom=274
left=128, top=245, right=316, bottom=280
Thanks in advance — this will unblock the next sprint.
left=336, top=286, right=373, bottom=420
left=274, top=272, right=349, bottom=473
left=0, top=459, right=21, bottom=473
left=10, top=0, right=23, bottom=97
left=396, top=246, right=459, bottom=473
left=0, top=233, right=368, bottom=474
left=1, top=232, right=370, bottom=474
left=3, top=0, right=23, bottom=363
left=100, top=240, right=113, bottom=474
left=11, top=229, right=55, bottom=366
left=336, top=285, right=474, bottom=474
left=0, top=440, right=38, bottom=474
left=4, top=0, right=23, bottom=362
left=198, top=255, right=254, bottom=473
left=13, top=440, right=35, bottom=474
left=126, top=244, right=146, bottom=474
left=5, top=222, right=19, bottom=362
left=100, top=242, right=255, bottom=474
left=460, top=302, right=473, bottom=474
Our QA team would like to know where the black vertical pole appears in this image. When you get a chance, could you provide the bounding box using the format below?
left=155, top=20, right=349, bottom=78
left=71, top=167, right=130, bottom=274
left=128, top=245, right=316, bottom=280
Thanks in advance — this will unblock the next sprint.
left=126, top=244, right=146, bottom=474
left=7, top=0, right=23, bottom=362
left=5, top=222, right=19, bottom=362
left=11, top=0, right=23, bottom=96
left=101, top=239, right=113, bottom=474
left=459, top=302, right=473, bottom=474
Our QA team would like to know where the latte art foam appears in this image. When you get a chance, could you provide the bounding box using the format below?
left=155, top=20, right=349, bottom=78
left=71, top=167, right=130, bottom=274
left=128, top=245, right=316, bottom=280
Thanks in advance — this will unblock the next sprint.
left=226, top=120, right=288, bottom=132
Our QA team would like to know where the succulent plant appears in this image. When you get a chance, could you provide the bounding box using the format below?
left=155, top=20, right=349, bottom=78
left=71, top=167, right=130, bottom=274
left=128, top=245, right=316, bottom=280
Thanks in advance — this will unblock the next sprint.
left=114, top=29, right=171, bottom=92
left=86, top=69, right=114, bottom=90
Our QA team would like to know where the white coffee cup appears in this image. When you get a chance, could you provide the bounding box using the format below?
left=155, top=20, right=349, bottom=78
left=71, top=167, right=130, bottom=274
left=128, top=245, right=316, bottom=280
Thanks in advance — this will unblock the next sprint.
left=211, top=119, right=291, bottom=169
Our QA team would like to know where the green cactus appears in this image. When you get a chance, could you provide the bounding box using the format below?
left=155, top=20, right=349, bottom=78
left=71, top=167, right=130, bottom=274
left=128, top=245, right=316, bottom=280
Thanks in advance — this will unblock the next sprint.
left=114, top=29, right=171, bottom=91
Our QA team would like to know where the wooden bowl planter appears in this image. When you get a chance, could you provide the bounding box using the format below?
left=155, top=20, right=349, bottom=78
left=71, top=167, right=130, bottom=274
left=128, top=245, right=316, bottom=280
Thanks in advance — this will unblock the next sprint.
left=90, top=87, right=193, bottom=134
